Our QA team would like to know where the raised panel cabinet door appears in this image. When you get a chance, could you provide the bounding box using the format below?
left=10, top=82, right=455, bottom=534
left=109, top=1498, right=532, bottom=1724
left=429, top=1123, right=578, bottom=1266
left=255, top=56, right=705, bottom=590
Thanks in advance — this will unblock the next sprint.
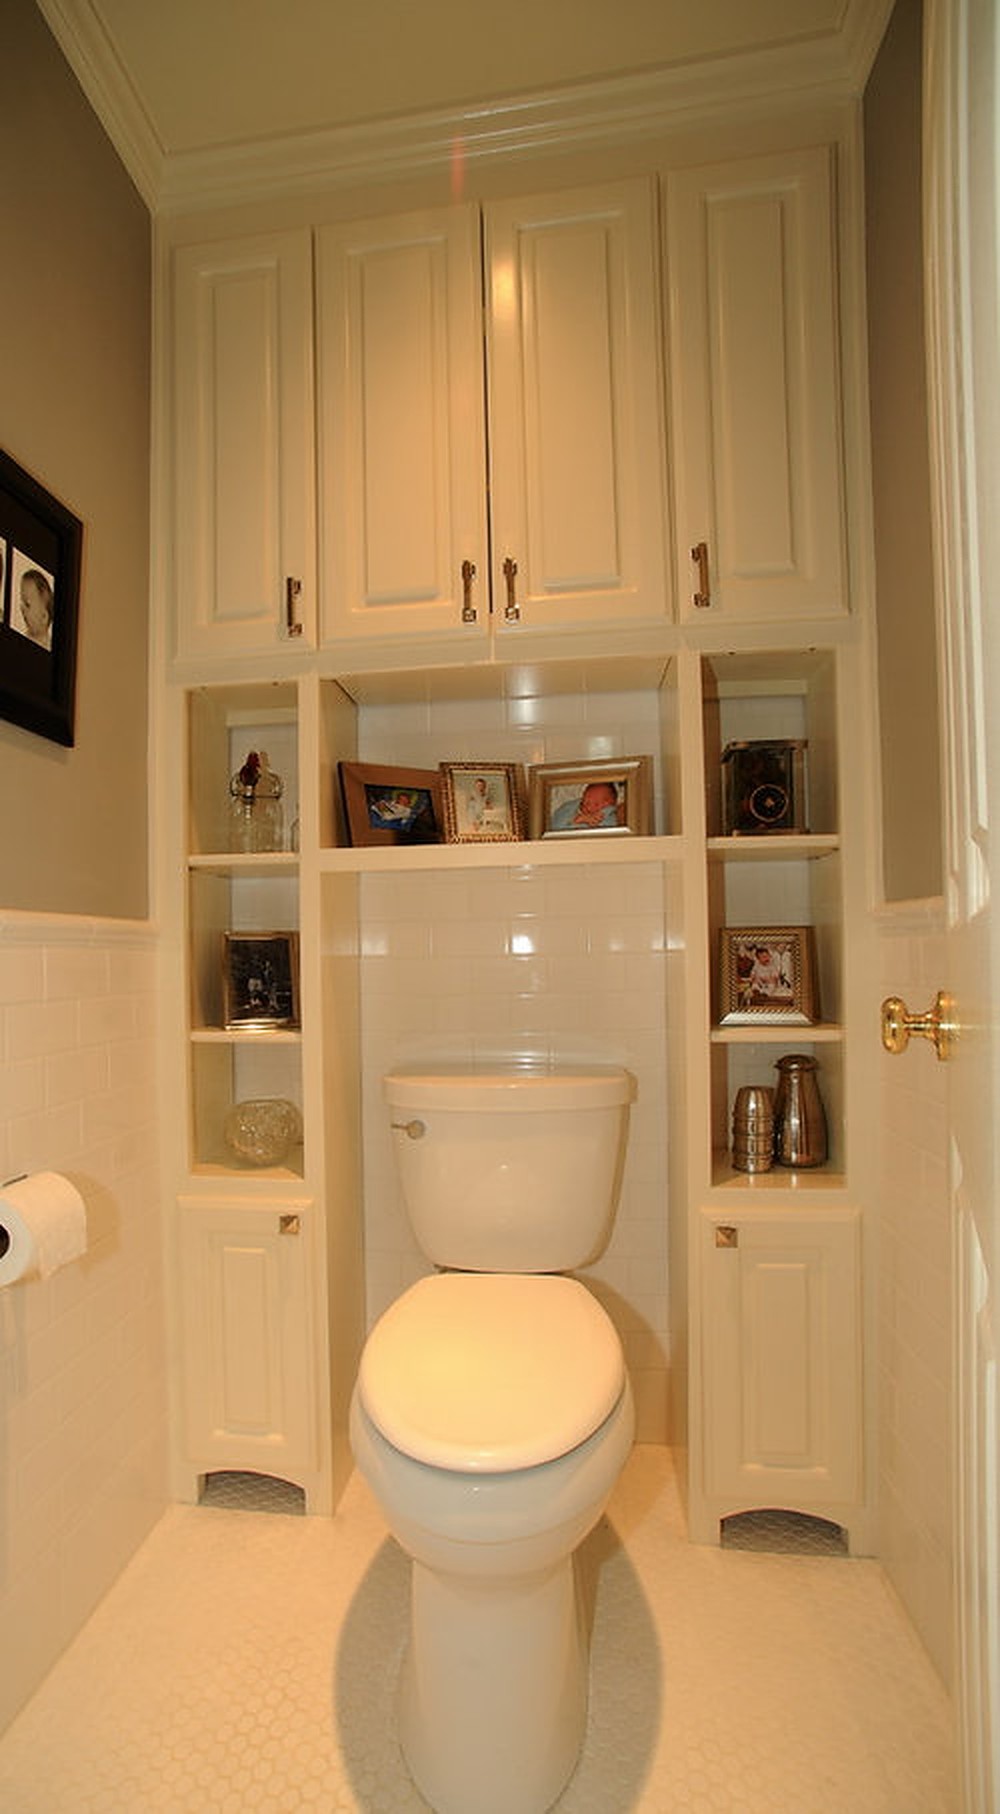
left=666, top=148, right=847, bottom=623
left=172, top=231, right=316, bottom=658
left=486, top=178, right=670, bottom=633
left=317, top=205, right=488, bottom=643
left=176, top=1199, right=316, bottom=1475
left=700, top=1210, right=862, bottom=1505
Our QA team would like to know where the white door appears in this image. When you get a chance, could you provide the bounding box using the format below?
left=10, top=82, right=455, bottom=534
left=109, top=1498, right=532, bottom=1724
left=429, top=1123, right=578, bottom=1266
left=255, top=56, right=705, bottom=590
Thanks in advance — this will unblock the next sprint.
left=923, top=1, right=1000, bottom=1804
left=317, top=206, right=488, bottom=644
left=664, top=147, right=847, bottom=625
left=699, top=1209, right=862, bottom=1513
left=172, top=231, right=316, bottom=657
left=485, top=178, right=669, bottom=634
left=176, top=1198, right=317, bottom=1477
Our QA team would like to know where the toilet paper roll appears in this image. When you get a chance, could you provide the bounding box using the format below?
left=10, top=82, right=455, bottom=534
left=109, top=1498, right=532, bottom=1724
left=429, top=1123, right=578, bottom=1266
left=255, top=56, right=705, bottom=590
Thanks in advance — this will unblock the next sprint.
left=0, top=1171, right=87, bottom=1285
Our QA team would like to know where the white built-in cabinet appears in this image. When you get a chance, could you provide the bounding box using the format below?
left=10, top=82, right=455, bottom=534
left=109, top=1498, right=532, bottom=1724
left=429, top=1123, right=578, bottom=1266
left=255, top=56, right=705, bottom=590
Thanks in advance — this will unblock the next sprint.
left=176, top=1196, right=318, bottom=1482
left=170, top=154, right=849, bottom=663
left=317, top=178, right=668, bottom=643
left=665, top=147, right=847, bottom=623
left=162, top=127, right=874, bottom=1545
left=698, top=1208, right=862, bottom=1509
left=172, top=232, right=317, bottom=658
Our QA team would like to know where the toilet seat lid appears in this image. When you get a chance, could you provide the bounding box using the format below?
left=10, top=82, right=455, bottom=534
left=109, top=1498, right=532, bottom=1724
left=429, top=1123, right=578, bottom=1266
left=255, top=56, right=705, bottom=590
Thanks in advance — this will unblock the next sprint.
left=358, top=1273, right=625, bottom=1473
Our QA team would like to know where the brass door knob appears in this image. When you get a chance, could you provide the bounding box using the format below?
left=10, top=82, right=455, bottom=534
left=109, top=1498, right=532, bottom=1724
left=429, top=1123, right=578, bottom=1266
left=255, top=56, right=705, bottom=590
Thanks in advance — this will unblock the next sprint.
left=881, top=990, right=955, bottom=1061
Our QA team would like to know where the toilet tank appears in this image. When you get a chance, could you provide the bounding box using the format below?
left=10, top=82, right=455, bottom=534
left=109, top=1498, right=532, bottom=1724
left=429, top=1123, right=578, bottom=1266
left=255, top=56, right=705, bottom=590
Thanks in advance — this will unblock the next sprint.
left=383, top=1065, right=635, bottom=1272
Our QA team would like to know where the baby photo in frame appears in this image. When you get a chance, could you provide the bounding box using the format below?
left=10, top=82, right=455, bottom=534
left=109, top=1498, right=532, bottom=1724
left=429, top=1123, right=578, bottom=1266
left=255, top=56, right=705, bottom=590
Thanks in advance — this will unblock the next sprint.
left=0, top=447, right=82, bottom=747
left=439, top=762, right=526, bottom=843
left=338, top=762, right=443, bottom=847
left=528, top=756, right=652, bottom=839
left=718, top=925, right=819, bottom=1025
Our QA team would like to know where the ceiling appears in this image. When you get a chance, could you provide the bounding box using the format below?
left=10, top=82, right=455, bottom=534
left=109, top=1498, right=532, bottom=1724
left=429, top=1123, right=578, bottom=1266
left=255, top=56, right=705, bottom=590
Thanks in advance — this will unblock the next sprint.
left=36, top=0, right=894, bottom=210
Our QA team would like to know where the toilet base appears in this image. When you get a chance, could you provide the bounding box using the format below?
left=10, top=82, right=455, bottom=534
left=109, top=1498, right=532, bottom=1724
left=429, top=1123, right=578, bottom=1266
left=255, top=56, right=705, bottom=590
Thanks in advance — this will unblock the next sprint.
left=399, top=1551, right=587, bottom=1814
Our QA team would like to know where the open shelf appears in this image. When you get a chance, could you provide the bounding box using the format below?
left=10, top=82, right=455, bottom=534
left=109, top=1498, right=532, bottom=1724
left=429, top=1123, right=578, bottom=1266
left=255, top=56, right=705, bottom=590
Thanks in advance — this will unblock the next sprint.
left=318, top=832, right=683, bottom=874
left=706, top=834, right=839, bottom=863
left=710, top=1022, right=843, bottom=1044
left=709, top=1156, right=848, bottom=1193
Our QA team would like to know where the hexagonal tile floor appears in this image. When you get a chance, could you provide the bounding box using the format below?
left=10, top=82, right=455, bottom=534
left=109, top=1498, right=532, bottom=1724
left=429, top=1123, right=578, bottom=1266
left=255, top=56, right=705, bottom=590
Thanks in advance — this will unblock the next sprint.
left=0, top=1448, right=956, bottom=1811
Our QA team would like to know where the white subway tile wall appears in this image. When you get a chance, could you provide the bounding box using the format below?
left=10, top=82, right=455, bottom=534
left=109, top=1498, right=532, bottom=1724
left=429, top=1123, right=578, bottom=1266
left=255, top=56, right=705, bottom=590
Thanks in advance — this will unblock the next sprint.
left=0, top=913, right=168, bottom=1734
left=876, top=907, right=952, bottom=1684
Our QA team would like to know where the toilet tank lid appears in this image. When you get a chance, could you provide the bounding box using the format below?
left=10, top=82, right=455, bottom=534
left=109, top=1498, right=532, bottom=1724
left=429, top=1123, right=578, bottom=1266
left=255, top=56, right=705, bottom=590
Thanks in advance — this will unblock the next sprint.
left=358, top=1273, right=626, bottom=1472
left=383, top=1063, right=635, bottom=1112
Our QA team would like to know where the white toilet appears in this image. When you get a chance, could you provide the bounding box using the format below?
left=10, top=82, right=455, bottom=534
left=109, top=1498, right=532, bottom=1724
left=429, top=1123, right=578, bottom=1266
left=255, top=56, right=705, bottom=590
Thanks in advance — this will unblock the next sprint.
left=349, top=1063, right=636, bottom=1814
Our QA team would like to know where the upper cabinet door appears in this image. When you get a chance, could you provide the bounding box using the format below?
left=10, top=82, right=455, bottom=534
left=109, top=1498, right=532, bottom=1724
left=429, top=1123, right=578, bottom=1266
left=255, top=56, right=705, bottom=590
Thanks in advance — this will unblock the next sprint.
left=317, top=206, right=488, bottom=645
left=172, top=231, right=317, bottom=659
left=486, top=179, right=670, bottom=635
left=665, top=148, right=847, bottom=624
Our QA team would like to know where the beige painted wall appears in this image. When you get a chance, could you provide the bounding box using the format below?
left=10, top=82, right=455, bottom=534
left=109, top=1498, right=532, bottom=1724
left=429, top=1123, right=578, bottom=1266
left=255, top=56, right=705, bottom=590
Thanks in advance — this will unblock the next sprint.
left=865, top=0, right=942, bottom=903
left=0, top=0, right=150, bottom=919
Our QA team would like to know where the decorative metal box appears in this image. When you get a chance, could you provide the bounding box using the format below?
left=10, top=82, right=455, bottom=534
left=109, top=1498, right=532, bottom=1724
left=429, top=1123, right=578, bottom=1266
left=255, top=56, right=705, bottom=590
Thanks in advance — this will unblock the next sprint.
left=721, top=739, right=809, bottom=835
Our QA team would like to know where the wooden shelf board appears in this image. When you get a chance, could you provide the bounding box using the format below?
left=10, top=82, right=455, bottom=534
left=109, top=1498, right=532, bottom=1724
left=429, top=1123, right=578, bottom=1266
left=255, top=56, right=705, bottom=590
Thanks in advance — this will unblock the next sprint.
left=706, top=833, right=839, bottom=861
left=710, top=1022, right=843, bottom=1044
left=190, top=1028, right=303, bottom=1044
left=317, top=833, right=683, bottom=874
left=709, top=1155, right=848, bottom=1193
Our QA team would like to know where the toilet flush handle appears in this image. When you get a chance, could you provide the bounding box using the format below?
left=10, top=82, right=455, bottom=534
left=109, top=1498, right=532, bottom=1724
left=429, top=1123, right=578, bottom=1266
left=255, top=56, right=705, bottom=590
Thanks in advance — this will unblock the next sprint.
left=391, top=1118, right=426, bottom=1140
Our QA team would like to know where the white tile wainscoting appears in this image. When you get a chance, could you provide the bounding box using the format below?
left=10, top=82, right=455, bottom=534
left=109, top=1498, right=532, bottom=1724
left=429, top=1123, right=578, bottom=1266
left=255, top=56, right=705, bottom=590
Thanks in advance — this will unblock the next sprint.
left=0, top=910, right=168, bottom=1732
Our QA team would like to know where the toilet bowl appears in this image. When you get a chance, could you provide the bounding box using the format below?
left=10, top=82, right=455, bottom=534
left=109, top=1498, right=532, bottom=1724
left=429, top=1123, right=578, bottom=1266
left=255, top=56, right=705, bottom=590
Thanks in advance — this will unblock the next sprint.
left=350, top=1066, right=636, bottom=1814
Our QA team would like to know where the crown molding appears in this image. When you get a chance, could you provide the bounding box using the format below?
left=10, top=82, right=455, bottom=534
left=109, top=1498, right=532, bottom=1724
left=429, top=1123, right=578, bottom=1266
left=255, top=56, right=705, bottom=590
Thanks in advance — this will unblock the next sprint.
left=36, top=0, right=895, bottom=217
left=35, top=0, right=163, bottom=209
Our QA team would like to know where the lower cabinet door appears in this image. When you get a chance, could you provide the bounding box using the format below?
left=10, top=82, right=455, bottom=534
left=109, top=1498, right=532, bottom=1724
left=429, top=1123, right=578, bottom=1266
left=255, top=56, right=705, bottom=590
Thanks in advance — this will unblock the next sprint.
left=177, top=1197, right=316, bottom=1478
left=700, top=1208, right=862, bottom=1506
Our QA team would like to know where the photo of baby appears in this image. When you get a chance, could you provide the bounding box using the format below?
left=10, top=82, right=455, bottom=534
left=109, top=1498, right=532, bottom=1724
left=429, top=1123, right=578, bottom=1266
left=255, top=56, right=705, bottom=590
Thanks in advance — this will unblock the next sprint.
left=528, top=757, right=652, bottom=840
left=548, top=779, right=623, bottom=832
left=0, top=446, right=82, bottom=746
left=10, top=550, right=55, bottom=651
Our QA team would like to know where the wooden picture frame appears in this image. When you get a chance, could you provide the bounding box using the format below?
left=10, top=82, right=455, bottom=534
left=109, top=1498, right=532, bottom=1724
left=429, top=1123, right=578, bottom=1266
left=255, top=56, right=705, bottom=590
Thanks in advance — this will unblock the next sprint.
left=0, top=448, right=82, bottom=747
left=338, top=761, right=443, bottom=847
left=528, top=756, right=653, bottom=839
left=718, top=925, right=819, bottom=1025
left=222, top=932, right=300, bottom=1029
left=439, top=761, right=526, bottom=843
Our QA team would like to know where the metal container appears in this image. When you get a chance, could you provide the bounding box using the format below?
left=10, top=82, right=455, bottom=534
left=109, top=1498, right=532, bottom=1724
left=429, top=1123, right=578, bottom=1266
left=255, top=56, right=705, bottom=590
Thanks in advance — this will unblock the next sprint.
left=772, top=1054, right=827, bottom=1168
left=731, top=1084, right=775, bottom=1173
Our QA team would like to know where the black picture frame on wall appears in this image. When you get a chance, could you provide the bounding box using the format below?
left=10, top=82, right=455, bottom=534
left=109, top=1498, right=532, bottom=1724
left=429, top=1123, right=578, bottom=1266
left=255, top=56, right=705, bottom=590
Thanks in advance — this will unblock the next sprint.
left=0, top=448, right=82, bottom=747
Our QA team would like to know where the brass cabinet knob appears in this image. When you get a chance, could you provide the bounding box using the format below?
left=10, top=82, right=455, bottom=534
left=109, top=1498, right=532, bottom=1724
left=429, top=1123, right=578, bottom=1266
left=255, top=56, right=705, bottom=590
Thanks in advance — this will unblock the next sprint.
left=881, top=990, right=955, bottom=1061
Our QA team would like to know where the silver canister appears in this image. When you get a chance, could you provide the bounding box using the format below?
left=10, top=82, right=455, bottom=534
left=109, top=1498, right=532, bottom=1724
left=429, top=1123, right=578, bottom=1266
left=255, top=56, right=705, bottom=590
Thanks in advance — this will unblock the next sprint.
left=772, top=1053, right=828, bottom=1168
left=731, top=1085, right=775, bottom=1172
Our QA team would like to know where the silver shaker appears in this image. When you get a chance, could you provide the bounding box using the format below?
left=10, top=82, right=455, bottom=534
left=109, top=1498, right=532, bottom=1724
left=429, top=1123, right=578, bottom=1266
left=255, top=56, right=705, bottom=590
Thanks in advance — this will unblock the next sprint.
left=731, top=1084, right=775, bottom=1172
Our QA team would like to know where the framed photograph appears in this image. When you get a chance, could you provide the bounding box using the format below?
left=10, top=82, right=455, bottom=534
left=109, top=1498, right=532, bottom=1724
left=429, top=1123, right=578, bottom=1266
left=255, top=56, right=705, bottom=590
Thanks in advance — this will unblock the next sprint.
left=718, top=925, right=819, bottom=1026
left=439, top=761, right=526, bottom=843
left=721, top=739, right=809, bottom=835
left=339, top=761, right=443, bottom=847
left=0, top=448, right=83, bottom=747
left=528, top=756, right=653, bottom=840
left=222, top=932, right=300, bottom=1030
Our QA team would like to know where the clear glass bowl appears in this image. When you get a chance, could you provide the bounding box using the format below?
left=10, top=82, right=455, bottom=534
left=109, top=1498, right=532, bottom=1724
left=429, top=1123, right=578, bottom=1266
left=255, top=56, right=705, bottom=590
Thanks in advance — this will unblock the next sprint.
left=223, top=1097, right=302, bottom=1167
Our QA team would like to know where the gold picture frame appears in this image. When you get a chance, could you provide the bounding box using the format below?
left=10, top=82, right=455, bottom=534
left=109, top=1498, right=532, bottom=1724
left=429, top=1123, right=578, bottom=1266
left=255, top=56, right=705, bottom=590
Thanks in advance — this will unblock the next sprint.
left=718, top=925, right=819, bottom=1025
left=438, top=761, right=526, bottom=843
